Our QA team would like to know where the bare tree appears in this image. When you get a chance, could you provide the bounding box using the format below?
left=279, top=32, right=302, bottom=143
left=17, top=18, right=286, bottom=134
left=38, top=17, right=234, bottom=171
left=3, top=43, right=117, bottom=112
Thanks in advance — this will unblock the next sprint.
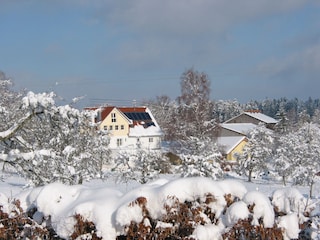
left=177, top=68, right=216, bottom=140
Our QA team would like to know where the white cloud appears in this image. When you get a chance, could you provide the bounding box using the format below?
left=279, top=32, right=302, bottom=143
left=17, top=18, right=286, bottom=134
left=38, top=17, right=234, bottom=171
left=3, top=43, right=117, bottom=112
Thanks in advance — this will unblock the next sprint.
left=100, top=0, right=306, bottom=35
left=256, top=43, right=320, bottom=79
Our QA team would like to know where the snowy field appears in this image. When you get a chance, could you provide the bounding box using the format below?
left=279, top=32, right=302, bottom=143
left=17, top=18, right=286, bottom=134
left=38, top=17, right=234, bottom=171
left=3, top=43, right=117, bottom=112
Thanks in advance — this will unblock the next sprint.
left=0, top=173, right=319, bottom=239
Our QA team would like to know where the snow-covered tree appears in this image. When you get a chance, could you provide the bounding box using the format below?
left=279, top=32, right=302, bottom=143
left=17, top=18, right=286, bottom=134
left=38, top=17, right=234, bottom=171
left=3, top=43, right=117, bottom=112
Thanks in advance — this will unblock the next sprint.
left=213, top=99, right=243, bottom=123
left=275, top=103, right=289, bottom=134
left=237, top=123, right=274, bottom=182
left=272, top=132, right=299, bottom=186
left=113, top=150, right=169, bottom=184
left=311, top=109, right=320, bottom=125
left=177, top=136, right=223, bottom=179
left=144, top=95, right=179, bottom=141
left=90, top=130, right=112, bottom=178
left=0, top=78, right=111, bottom=186
left=291, top=122, right=320, bottom=198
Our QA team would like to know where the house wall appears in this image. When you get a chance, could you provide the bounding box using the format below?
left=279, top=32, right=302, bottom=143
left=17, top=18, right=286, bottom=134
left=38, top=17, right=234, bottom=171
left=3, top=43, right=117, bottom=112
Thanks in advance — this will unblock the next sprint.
left=227, top=114, right=260, bottom=125
left=219, top=128, right=244, bottom=137
left=227, top=139, right=247, bottom=161
left=127, top=136, right=162, bottom=150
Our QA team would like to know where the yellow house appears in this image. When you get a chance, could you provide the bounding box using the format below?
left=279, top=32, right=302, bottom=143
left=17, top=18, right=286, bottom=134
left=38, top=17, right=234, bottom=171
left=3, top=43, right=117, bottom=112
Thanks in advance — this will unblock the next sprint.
left=217, top=136, right=248, bottom=161
left=85, top=106, right=163, bottom=150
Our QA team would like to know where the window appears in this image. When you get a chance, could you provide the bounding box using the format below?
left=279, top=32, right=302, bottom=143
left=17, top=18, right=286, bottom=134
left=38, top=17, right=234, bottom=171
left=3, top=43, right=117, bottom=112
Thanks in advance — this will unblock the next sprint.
left=121, top=125, right=124, bottom=130
left=117, top=138, right=122, bottom=147
left=109, top=125, right=113, bottom=131
left=149, top=137, right=153, bottom=143
left=103, top=126, right=108, bottom=131
left=111, top=113, right=116, bottom=122
left=115, top=125, right=119, bottom=130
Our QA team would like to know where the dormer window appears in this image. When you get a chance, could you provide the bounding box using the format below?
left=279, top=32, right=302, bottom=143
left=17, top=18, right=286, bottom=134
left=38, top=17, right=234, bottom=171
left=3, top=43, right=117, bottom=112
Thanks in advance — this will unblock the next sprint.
left=111, top=113, right=116, bottom=122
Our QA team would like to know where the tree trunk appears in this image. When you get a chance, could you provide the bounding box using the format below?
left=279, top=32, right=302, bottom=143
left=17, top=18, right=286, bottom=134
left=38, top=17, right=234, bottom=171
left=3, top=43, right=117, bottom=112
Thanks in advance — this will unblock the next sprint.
left=248, top=170, right=252, bottom=182
left=282, top=175, right=286, bottom=186
left=309, top=180, right=314, bottom=198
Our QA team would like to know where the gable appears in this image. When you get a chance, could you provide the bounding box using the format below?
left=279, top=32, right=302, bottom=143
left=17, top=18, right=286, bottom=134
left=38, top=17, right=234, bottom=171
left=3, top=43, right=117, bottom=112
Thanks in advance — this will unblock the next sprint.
left=101, top=108, right=131, bottom=126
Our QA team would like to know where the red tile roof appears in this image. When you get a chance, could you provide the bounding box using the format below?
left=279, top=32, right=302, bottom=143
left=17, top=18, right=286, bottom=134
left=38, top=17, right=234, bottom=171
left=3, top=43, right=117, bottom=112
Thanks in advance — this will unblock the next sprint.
left=84, top=106, right=153, bottom=126
left=117, top=107, right=147, bottom=113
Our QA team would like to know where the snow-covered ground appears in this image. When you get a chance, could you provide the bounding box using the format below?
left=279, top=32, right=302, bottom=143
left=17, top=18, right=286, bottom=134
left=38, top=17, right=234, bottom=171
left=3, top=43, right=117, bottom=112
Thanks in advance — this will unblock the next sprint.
left=0, top=174, right=319, bottom=239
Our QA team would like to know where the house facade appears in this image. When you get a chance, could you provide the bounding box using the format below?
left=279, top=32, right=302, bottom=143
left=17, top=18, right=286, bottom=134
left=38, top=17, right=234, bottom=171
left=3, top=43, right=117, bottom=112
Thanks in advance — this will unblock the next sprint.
left=85, top=106, right=163, bottom=151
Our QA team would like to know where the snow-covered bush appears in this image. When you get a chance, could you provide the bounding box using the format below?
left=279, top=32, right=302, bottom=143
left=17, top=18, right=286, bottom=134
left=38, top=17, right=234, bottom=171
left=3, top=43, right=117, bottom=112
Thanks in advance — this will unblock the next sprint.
left=11, top=177, right=316, bottom=239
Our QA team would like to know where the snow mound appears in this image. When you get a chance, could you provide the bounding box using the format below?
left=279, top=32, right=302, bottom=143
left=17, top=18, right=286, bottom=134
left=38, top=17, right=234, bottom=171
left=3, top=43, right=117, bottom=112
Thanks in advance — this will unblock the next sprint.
left=243, top=191, right=275, bottom=228
left=272, top=187, right=312, bottom=223
left=278, top=213, right=300, bottom=240
left=225, top=201, right=250, bottom=227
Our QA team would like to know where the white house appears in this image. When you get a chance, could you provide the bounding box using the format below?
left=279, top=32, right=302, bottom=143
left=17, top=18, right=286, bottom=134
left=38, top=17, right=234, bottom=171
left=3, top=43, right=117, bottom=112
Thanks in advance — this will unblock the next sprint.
left=85, top=106, right=163, bottom=151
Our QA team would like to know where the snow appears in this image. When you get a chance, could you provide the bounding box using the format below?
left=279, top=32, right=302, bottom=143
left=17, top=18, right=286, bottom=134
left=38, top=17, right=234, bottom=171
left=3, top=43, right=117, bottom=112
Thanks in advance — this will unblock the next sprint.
left=244, top=111, right=279, bottom=124
left=22, top=91, right=55, bottom=109
left=272, top=187, right=312, bottom=223
left=242, top=190, right=275, bottom=228
left=278, top=213, right=300, bottom=240
left=129, top=124, right=163, bottom=137
left=0, top=175, right=319, bottom=239
left=225, top=201, right=250, bottom=226
left=192, top=223, right=225, bottom=240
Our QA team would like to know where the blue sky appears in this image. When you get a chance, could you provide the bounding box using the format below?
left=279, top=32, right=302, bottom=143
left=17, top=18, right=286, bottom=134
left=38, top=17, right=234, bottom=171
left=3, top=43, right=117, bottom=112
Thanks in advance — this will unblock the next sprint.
left=1, top=1, right=320, bottom=108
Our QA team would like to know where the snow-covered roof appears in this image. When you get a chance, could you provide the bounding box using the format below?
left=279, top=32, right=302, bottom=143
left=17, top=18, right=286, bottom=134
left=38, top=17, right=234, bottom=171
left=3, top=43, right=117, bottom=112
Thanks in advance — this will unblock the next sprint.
left=129, top=125, right=163, bottom=137
left=224, top=111, right=278, bottom=125
left=244, top=111, right=278, bottom=124
left=217, top=136, right=246, bottom=154
left=221, top=123, right=257, bottom=135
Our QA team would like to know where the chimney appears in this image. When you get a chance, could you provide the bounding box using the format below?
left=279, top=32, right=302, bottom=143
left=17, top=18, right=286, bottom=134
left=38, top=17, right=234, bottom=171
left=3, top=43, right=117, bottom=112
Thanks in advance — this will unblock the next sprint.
left=245, top=109, right=261, bottom=113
